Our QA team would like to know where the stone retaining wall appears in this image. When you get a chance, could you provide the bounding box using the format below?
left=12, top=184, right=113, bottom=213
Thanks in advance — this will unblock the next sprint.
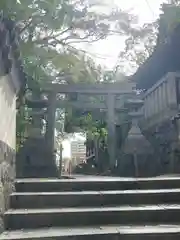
left=0, top=74, right=17, bottom=232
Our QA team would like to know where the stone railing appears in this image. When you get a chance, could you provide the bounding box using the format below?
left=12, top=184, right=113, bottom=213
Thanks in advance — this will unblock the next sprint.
left=140, top=72, right=180, bottom=131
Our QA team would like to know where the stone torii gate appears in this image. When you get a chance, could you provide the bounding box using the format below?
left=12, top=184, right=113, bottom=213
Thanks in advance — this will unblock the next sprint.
left=17, top=81, right=136, bottom=178
left=44, top=81, right=136, bottom=171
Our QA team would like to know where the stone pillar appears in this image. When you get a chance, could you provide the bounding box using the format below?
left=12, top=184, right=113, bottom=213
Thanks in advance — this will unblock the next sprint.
left=29, top=111, right=43, bottom=138
left=94, top=136, right=99, bottom=164
left=171, top=116, right=180, bottom=173
left=107, top=94, right=116, bottom=168
left=45, top=91, right=57, bottom=159
left=28, top=91, right=44, bottom=138
left=170, top=142, right=175, bottom=173
left=59, top=143, right=63, bottom=177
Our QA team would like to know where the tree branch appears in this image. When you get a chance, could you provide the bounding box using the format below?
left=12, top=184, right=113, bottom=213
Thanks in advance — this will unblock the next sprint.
left=66, top=34, right=106, bottom=44
left=36, top=27, right=72, bottom=43
left=19, top=18, right=33, bottom=35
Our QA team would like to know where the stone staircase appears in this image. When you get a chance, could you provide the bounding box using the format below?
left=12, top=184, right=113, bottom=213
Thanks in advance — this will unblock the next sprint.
left=1, top=176, right=180, bottom=239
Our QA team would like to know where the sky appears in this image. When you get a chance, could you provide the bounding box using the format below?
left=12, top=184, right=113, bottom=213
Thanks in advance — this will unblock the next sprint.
left=62, top=0, right=167, bottom=158
left=86, top=0, right=167, bottom=68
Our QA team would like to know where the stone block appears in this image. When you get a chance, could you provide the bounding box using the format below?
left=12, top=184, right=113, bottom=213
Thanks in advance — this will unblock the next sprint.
left=16, top=137, right=58, bottom=178
left=0, top=143, right=15, bottom=233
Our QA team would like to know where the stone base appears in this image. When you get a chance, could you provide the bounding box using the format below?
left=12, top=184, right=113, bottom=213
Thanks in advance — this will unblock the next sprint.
left=117, top=154, right=160, bottom=177
left=0, top=140, right=15, bottom=233
left=18, top=165, right=58, bottom=178
left=16, top=137, right=58, bottom=178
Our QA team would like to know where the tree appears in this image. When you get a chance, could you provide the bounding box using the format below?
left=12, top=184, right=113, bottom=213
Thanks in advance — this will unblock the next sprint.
left=1, top=0, right=136, bottom=85
left=0, top=0, right=137, bottom=141
left=157, top=1, right=180, bottom=44
left=103, top=68, right=127, bottom=82
left=1, top=0, right=146, bottom=157
left=117, top=1, right=180, bottom=74
left=118, top=22, right=158, bottom=73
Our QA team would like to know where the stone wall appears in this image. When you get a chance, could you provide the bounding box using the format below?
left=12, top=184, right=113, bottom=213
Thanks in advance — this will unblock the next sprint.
left=0, top=74, right=16, bottom=232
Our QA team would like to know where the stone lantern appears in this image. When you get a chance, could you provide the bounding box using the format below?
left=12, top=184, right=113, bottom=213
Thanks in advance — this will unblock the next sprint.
left=16, top=91, right=58, bottom=178
left=120, top=99, right=153, bottom=177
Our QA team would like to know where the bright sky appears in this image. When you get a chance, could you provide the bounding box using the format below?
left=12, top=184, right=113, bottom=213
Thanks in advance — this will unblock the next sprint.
left=87, top=0, right=167, bottom=68
left=62, top=0, right=167, bottom=158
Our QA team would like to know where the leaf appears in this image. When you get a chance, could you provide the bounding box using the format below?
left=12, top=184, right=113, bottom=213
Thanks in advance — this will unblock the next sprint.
left=0, top=0, right=139, bottom=148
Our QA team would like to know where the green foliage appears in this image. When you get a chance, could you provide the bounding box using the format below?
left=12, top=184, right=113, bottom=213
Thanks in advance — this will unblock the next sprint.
left=118, top=22, right=158, bottom=71
left=103, top=68, right=127, bottom=82
left=158, top=1, right=180, bottom=44
left=0, top=0, right=138, bottom=146
left=64, top=107, right=107, bottom=137
left=81, top=112, right=108, bottom=145
left=118, top=0, right=180, bottom=73
left=2, top=0, right=134, bottom=85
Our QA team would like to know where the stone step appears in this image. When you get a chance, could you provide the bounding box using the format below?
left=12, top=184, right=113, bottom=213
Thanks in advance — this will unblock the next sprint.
left=5, top=205, right=180, bottom=230
left=1, top=225, right=180, bottom=240
left=10, top=189, right=180, bottom=209
left=15, top=177, right=180, bottom=192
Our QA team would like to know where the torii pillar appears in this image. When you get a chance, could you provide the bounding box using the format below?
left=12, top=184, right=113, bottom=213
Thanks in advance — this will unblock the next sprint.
left=44, top=91, right=59, bottom=177
left=107, top=93, right=116, bottom=169
left=45, top=92, right=57, bottom=164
